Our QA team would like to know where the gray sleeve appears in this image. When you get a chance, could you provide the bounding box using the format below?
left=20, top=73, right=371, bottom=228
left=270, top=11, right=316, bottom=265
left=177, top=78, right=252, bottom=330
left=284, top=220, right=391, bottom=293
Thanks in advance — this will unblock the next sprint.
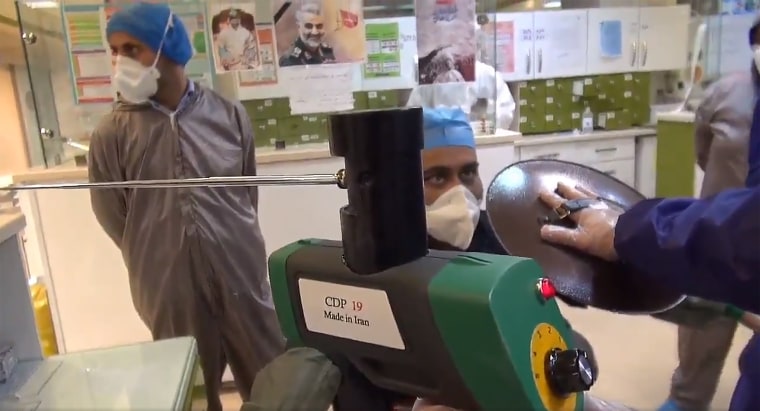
left=693, top=83, right=721, bottom=171
left=87, top=124, right=127, bottom=249
left=235, top=103, right=259, bottom=211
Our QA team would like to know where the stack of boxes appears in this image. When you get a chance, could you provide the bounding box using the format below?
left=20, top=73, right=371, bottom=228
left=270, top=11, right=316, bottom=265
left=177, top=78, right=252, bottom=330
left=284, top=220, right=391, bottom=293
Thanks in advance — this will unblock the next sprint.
left=518, top=72, right=651, bottom=135
left=244, top=90, right=404, bottom=149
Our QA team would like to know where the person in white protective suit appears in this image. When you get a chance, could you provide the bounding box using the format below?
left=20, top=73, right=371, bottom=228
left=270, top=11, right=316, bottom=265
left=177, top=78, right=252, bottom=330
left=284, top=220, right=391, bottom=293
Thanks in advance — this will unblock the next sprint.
left=406, top=17, right=516, bottom=130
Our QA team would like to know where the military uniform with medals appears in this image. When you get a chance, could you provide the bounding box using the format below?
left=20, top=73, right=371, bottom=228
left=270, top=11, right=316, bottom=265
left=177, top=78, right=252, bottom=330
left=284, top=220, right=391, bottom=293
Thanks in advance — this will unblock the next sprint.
left=279, top=37, right=335, bottom=66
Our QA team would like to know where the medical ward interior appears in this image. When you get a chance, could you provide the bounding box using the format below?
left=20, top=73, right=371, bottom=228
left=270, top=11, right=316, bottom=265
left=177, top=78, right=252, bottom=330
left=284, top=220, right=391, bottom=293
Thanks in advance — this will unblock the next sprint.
left=0, top=0, right=756, bottom=409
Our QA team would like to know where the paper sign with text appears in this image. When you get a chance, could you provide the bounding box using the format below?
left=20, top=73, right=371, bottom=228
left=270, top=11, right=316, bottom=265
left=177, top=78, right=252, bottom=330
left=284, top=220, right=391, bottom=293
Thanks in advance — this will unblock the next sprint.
left=298, top=278, right=405, bottom=350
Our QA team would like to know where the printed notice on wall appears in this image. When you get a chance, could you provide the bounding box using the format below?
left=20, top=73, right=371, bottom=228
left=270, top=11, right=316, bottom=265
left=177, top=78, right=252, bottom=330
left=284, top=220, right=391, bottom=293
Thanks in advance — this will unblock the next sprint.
left=63, top=4, right=114, bottom=105
left=298, top=278, right=406, bottom=350
left=363, top=22, right=401, bottom=78
left=239, top=24, right=279, bottom=86
left=282, top=64, right=355, bottom=114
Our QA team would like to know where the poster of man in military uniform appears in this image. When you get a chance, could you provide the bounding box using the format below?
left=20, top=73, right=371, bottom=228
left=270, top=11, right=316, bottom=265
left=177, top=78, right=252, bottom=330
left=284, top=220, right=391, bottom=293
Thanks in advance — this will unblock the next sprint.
left=274, top=0, right=366, bottom=67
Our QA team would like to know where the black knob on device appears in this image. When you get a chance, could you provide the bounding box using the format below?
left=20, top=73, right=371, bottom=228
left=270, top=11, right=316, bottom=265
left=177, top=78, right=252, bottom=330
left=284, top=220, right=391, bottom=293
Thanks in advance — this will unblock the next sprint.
left=545, top=348, right=595, bottom=396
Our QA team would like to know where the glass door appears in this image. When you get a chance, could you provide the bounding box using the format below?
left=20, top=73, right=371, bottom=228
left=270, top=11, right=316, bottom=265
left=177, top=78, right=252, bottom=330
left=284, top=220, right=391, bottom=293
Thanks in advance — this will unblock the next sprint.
left=15, top=0, right=81, bottom=168
left=15, top=0, right=65, bottom=167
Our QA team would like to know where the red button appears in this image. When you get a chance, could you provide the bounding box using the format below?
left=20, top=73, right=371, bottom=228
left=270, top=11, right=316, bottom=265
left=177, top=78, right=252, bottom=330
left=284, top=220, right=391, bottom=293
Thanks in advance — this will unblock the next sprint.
left=537, top=278, right=557, bottom=299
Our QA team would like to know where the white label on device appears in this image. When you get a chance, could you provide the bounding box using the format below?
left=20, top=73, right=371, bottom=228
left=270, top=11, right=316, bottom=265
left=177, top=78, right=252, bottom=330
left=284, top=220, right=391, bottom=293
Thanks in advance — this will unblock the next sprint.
left=298, top=278, right=406, bottom=350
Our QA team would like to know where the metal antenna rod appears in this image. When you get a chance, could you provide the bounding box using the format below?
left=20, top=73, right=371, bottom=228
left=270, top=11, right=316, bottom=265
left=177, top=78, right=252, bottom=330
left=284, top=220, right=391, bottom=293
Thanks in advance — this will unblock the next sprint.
left=0, top=170, right=347, bottom=191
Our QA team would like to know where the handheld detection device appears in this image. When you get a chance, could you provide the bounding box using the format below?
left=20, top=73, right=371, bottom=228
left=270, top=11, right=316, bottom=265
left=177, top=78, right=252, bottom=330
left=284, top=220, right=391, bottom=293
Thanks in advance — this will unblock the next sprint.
left=266, top=108, right=595, bottom=411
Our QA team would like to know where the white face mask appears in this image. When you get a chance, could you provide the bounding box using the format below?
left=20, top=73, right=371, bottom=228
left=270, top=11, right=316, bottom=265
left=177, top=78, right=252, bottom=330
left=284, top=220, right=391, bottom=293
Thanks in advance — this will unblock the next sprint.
left=113, top=55, right=161, bottom=104
left=426, top=185, right=481, bottom=250
left=753, top=46, right=760, bottom=74
left=113, top=14, right=173, bottom=104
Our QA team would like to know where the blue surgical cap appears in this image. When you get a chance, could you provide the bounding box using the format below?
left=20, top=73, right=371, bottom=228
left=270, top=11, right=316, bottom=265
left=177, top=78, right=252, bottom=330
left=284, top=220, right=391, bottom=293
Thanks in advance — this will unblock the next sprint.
left=422, top=108, right=476, bottom=150
left=106, top=2, right=193, bottom=66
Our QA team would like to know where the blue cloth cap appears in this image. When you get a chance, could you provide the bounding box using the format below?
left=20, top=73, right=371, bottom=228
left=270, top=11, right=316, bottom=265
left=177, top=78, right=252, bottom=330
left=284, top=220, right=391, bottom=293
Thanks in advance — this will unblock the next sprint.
left=106, top=2, right=192, bottom=66
left=422, top=108, right=476, bottom=150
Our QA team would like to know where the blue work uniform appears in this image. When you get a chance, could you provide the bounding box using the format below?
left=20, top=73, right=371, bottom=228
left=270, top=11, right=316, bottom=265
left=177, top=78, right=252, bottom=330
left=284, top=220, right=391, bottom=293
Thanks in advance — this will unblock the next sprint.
left=614, top=146, right=760, bottom=411
left=613, top=19, right=760, bottom=410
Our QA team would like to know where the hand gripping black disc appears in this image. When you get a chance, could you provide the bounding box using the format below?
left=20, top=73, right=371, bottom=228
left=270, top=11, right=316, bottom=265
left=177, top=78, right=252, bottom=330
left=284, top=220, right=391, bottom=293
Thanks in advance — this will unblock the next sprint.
left=486, top=159, right=684, bottom=314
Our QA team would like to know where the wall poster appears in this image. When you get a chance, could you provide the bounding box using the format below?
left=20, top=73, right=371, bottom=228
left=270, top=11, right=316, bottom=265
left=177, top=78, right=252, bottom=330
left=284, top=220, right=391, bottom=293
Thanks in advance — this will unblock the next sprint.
left=274, top=0, right=366, bottom=67
left=63, top=4, right=114, bottom=105
left=207, top=0, right=278, bottom=86
left=209, top=1, right=265, bottom=75
left=481, top=21, right=515, bottom=75
left=415, top=0, right=476, bottom=84
left=363, top=22, right=401, bottom=78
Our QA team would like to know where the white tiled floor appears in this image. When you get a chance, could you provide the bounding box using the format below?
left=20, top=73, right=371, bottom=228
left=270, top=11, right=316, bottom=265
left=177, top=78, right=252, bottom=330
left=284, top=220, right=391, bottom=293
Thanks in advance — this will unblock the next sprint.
left=221, top=302, right=752, bottom=411
left=562, top=302, right=750, bottom=410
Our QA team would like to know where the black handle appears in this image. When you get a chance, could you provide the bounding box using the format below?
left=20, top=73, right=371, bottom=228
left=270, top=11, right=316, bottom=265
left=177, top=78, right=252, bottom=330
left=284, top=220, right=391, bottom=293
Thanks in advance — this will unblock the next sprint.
left=329, top=108, right=428, bottom=275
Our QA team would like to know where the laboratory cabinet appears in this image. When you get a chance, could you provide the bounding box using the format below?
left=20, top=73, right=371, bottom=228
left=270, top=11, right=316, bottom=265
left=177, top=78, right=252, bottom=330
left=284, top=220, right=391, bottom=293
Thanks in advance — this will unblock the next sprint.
left=514, top=130, right=646, bottom=189
left=532, top=10, right=589, bottom=80
left=489, top=10, right=589, bottom=81
left=586, top=5, right=690, bottom=74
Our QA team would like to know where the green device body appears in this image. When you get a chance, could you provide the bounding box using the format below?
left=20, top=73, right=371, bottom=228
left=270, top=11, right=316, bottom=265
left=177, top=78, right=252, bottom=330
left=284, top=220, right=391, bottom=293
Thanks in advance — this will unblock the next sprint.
left=269, top=239, right=586, bottom=411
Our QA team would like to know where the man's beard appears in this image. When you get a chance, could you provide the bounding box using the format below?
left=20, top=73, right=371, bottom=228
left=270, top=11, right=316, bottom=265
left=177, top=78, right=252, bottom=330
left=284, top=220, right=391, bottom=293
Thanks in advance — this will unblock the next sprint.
left=301, top=35, right=322, bottom=49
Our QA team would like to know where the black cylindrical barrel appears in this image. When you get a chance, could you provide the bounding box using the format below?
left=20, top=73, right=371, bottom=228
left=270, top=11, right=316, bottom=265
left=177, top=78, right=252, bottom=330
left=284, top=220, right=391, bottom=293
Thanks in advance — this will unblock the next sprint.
left=329, top=107, right=427, bottom=275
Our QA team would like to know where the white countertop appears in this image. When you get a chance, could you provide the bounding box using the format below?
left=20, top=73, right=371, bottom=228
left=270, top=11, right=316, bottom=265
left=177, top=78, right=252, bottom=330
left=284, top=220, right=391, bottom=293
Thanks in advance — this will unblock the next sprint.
left=0, top=209, right=25, bottom=244
left=514, top=127, right=654, bottom=147
left=10, top=128, right=657, bottom=185
left=12, top=131, right=523, bottom=184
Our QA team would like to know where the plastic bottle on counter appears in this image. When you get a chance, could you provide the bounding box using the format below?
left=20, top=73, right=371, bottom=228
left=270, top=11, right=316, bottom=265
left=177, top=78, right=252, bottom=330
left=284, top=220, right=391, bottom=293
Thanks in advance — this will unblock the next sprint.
left=581, top=107, right=594, bottom=134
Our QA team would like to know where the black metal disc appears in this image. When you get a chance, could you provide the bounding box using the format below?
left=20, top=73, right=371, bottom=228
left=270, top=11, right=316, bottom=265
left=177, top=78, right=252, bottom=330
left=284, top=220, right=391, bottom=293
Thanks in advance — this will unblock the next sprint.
left=486, top=159, right=684, bottom=314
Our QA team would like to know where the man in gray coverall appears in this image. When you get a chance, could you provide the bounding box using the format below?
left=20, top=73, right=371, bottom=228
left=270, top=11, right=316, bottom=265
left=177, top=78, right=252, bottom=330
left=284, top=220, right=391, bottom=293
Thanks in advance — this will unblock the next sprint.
left=656, top=21, right=759, bottom=411
left=88, top=3, right=285, bottom=411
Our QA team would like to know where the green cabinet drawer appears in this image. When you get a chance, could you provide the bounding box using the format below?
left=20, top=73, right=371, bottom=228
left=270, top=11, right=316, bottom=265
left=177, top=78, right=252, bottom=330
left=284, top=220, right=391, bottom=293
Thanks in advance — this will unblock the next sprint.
left=242, top=98, right=289, bottom=120
left=367, top=90, right=399, bottom=109
left=353, top=92, right=369, bottom=110
left=597, top=110, right=632, bottom=130
left=572, top=77, right=601, bottom=97
left=277, top=115, right=323, bottom=136
left=253, top=118, right=280, bottom=147
left=281, top=132, right=327, bottom=146
left=518, top=81, right=545, bottom=101
left=519, top=114, right=545, bottom=134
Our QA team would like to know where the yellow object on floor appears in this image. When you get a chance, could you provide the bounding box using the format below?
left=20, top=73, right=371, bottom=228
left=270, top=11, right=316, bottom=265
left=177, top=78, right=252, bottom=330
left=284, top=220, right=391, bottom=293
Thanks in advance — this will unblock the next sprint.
left=29, top=277, right=59, bottom=357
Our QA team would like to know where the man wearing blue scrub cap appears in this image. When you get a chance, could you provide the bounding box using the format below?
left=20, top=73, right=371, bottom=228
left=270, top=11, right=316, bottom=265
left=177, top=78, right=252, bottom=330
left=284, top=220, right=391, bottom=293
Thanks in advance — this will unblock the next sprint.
left=417, top=108, right=598, bottom=411
left=88, top=3, right=285, bottom=411
left=421, top=107, right=501, bottom=253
